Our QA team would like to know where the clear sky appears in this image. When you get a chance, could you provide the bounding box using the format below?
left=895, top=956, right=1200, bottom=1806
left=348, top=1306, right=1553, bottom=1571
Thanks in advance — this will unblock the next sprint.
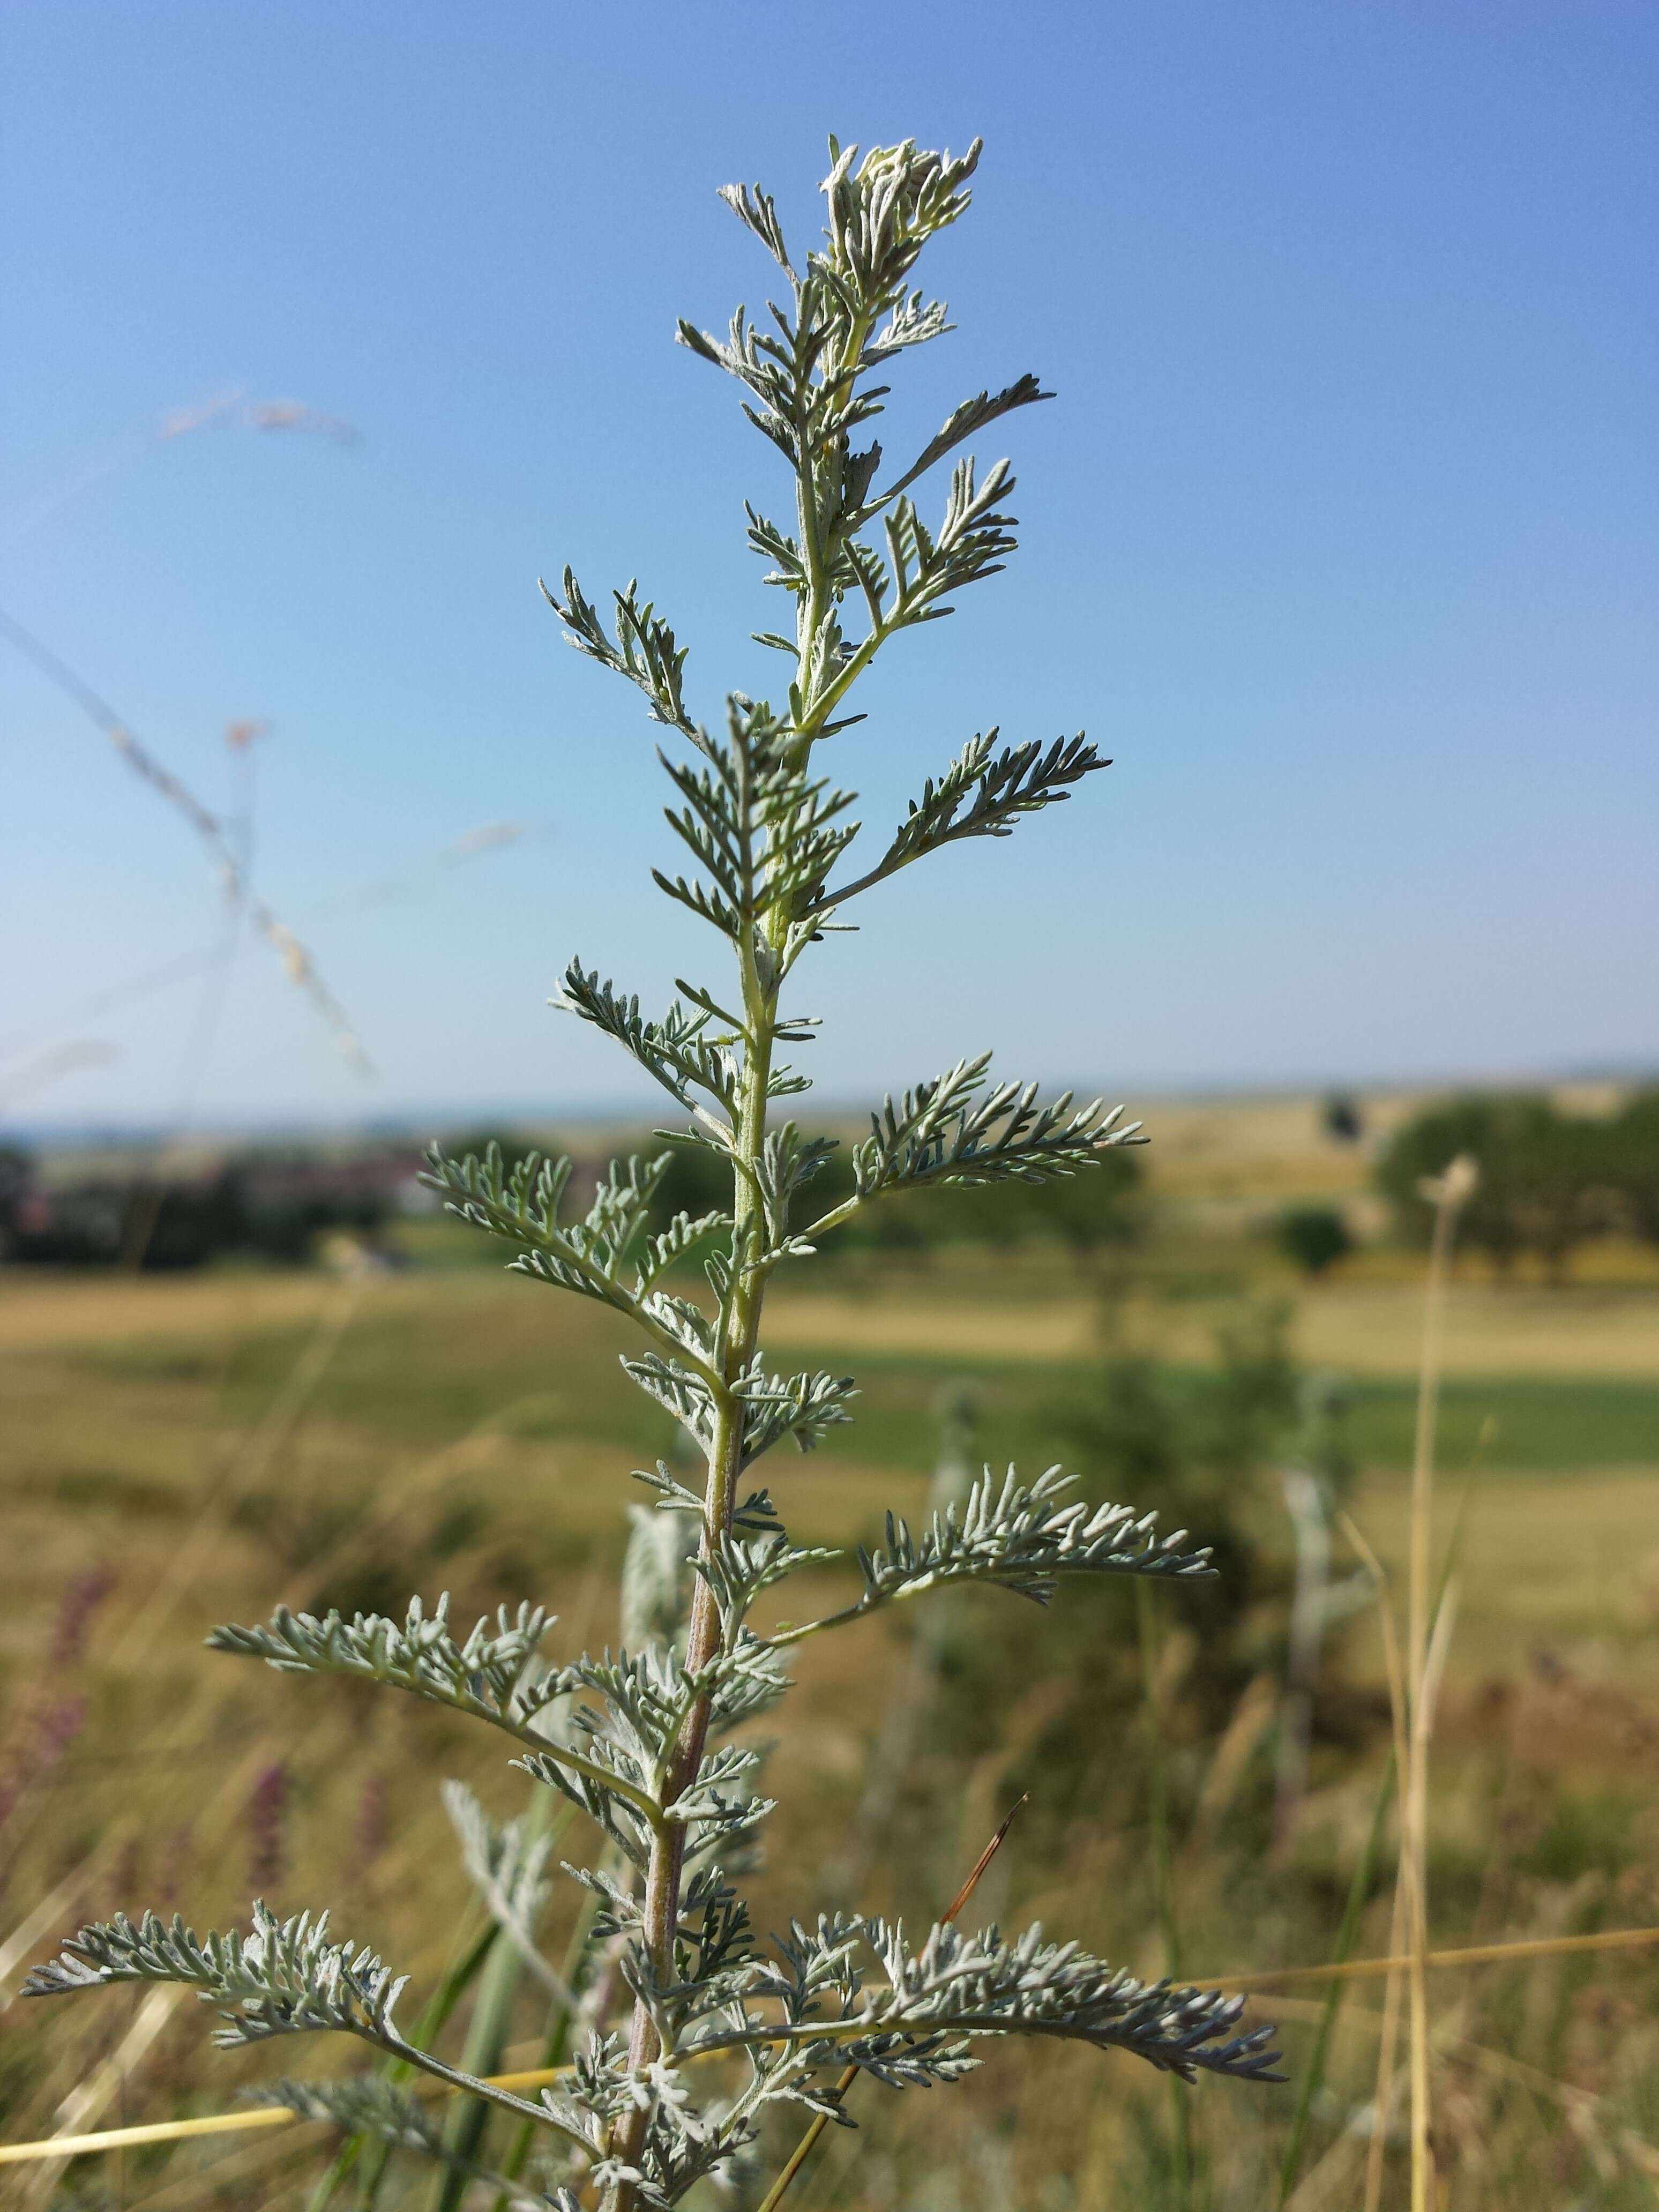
left=3, top=1, right=1655, bottom=1134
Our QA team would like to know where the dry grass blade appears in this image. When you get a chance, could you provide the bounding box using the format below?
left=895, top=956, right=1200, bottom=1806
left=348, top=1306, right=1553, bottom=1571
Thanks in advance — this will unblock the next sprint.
left=8, top=1923, right=1659, bottom=2170
left=1335, top=1503, right=1459, bottom=2212
left=943, top=1794, right=1028, bottom=1925
left=1347, top=1528, right=1410, bottom=2212
left=1207, top=1924, right=1659, bottom=1993
left=1403, top=1156, right=1474, bottom=2212
left=0, top=2064, right=575, bottom=2170
left=0, top=602, right=371, bottom=1073
left=1190, top=1672, right=1279, bottom=1851
left=0, top=1040, right=119, bottom=1111
left=1275, top=1751, right=1395, bottom=2209
left=1406, top=1574, right=1460, bottom=2210
left=0, top=2109, right=301, bottom=2165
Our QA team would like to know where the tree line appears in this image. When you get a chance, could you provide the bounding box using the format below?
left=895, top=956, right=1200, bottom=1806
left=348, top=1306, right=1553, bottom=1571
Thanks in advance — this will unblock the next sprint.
left=1377, top=1088, right=1659, bottom=1280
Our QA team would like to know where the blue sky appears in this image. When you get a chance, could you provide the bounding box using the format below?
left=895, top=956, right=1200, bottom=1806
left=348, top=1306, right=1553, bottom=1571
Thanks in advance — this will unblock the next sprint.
left=3, top=1, right=1655, bottom=1132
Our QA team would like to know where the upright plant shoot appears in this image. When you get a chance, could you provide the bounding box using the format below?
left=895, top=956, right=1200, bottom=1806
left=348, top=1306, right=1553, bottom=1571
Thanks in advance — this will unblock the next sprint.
left=26, top=139, right=1279, bottom=2209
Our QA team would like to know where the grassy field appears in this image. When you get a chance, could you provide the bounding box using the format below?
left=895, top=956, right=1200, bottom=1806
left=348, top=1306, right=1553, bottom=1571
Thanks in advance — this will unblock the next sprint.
left=2, top=1155, right=1658, bottom=2208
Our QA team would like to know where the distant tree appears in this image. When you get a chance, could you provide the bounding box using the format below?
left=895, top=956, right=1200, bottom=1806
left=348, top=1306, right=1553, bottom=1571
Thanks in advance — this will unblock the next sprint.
left=651, top=1133, right=734, bottom=1226
left=1009, top=1144, right=1144, bottom=1261
left=6, top=1178, right=125, bottom=1264
left=442, top=1127, right=543, bottom=1182
left=1377, top=1093, right=1609, bottom=1282
left=0, top=1144, right=33, bottom=1228
left=1378, top=1096, right=1527, bottom=1273
left=1277, top=1204, right=1352, bottom=1276
left=1606, top=1088, right=1659, bottom=1246
left=140, top=1173, right=249, bottom=1271
left=1322, top=1093, right=1363, bottom=1144
left=1003, top=1311, right=1306, bottom=1761
left=1506, top=1105, right=1608, bottom=1284
left=5, top=1159, right=392, bottom=1271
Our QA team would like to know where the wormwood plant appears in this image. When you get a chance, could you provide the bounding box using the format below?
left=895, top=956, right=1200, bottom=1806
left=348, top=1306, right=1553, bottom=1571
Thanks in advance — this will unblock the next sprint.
left=25, top=139, right=1280, bottom=2208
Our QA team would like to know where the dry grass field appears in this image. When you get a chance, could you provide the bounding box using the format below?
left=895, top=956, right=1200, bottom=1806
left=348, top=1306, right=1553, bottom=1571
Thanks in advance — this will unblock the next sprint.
left=766, top=1272, right=1659, bottom=1380
left=2, top=1095, right=1657, bottom=2207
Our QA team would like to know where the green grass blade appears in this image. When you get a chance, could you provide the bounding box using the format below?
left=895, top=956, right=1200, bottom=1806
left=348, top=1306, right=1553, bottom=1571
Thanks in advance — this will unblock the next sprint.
left=1276, top=1752, right=1396, bottom=2207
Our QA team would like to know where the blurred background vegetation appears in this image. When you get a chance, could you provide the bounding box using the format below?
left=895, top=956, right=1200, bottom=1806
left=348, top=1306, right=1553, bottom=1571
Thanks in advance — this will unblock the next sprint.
left=2, top=1079, right=1657, bottom=2207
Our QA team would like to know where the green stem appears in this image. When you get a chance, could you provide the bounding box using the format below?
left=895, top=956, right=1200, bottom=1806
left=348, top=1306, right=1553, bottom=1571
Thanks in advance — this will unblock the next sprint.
left=429, top=1922, right=533, bottom=2212
left=1276, top=1753, right=1396, bottom=2208
left=325, top=1917, right=496, bottom=2212
left=605, top=939, right=776, bottom=2212
left=606, top=272, right=884, bottom=2212
left=489, top=1885, right=604, bottom=2211
left=427, top=1785, right=575, bottom=2209
left=1138, top=1579, right=1194, bottom=2210
left=365, top=2032, right=582, bottom=2141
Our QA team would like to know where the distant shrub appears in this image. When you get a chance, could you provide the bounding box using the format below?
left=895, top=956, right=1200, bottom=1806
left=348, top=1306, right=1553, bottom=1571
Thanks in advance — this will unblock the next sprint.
left=1322, top=1093, right=1363, bottom=1144
left=924, top=1312, right=1320, bottom=1830
left=2, top=1176, right=125, bottom=1264
left=0, top=1143, right=32, bottom=1222
left=3, top=1157, right=397, bottom=1271
left=1277, top=1204, right=1353, bottom=1276
left=1376, top=1092, right=1635, bottom=1282
left=440, top=1127, right=544, bottom=1183
left=1606, top=1088, right=1659, bottom=1245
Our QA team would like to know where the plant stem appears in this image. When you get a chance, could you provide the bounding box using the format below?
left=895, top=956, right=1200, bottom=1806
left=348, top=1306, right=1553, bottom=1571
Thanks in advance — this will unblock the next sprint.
left=1340, top=1511, right=1411, bottom=2212
left=427, top=1926, right=524, bottom=2211
left=604, top=230, right=1005, bottom=2210
left=1276, top=1752, right=1394, bottom=2207
left=489, top=1882, right=606, bottom=2212
left=605, top=937, right=776, bottom=2212
left=1137, top=1578, right=1194, bottom=2208
left=328, top=1917, right=497, bottom=2212
left=1403, top=1163, right=1469, bottom=2212
left=431, top=1782, right=569, bottom=2209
